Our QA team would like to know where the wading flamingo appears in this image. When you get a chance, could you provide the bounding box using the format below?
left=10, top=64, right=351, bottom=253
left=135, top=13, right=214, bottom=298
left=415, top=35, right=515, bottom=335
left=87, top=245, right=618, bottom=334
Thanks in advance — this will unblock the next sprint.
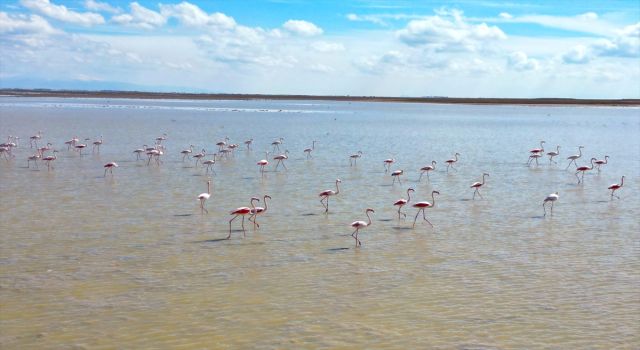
left=383, top=158, right=395, bottom=172
left=228, top=200, right=257, bottom=239
left=575, top=158, right=596, bottom=184
left=27, top=154, right=40, bottom=168
left=273, top=150, right=289, bottom=170
left=271, top=137, right=284, bottom=152
left=393, top=188, right=414, bottom=219
left=257, top=151, right=269, bottom=174
left=29, top=131, right=42, bottom=148
left=529, top=140, right=545, bottom=154
left=249, top=195, right=271, bottom=228
left=391, top=170, right=404, bottom=184
left=418, top=161, right=437, bottom=181
left=42, top=151, right=58, bottom=170
left=319, top=179, right=341, bottom=213
left=304, top=141, right=316, bottom=159
left=92, top=136, right=103, bottom=154
left=349, top=151, right=362, bottom=166
left=198, top=180, right=212, bottom=214
left=350, top=208, right=374, bottom=247
left=181, top=145, right=194, bottom=161
left=192, top=149, right=206, bottom=166
left=216, top=137, right=229, bottom=151
left=445, top=153, right=460, bottom=173
left=202, top=154, right=217, bottom=175
left=608, top=176, right=624, bottom=199
left=244, top=138, right=253, bottom=150
left=547, top=146, right=560, bottom=164
left=133, top=147, right=146, bottom=160
left=471, top=173, right=489, bottom=199
left=543, top=192, right=559, bottom=216
left=103, top=162, right=118, bottom=177
left=594, top=156, right=609, bottom=172
left=566, top=146, right=584, bottom=169
left=527, top=154, right=542, bottom=166
left=74, top=143, right=87, bottom=156
left=412, top=190, right=440, bottom=228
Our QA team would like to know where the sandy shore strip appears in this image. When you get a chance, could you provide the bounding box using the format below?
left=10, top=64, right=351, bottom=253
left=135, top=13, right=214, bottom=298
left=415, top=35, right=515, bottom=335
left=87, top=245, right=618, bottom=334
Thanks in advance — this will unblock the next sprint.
left=1, top=89, right=639, bottom=106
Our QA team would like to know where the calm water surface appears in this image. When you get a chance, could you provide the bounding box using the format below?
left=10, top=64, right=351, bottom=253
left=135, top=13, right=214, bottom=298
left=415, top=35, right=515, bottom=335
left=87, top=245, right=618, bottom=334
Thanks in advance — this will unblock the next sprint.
left=1, top=97, right=639, bottom=349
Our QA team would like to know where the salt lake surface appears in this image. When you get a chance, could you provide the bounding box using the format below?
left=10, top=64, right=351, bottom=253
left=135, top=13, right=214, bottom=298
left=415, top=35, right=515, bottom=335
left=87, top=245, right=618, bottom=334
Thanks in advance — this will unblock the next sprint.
left=1, top=97, right=639, bottom=349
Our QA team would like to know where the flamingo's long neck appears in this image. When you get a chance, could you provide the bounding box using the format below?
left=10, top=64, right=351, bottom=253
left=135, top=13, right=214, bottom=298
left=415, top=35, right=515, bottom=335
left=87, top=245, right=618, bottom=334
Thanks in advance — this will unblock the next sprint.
left=482, top=174, right=487, bottom=185
left=589, top=158, right=595, bottom=170
left=578, top=147, right=582, bottom=157
left=432, top=161, right=436, bottom=169
left=207, top=182, right=211, bottom=195
left=366, top=211, right=372, bottom=226
left=454, top=154, right=458, bottom=162
left=263, top=196, right=269, bottom=211
left=604, top=156, right=608, bottom=164
left=335, top=181, right=340, bottom=195
left=312, top=141, right=315, bottom=150
left=251, top=199, right=258, bottom=209
left=556, top=146, right=560, bottom=154
left=407, top=190, right=412, bottom=203
left=620, top=176, right=624, bottom=187
left=431, top=192, right=437, bottom=207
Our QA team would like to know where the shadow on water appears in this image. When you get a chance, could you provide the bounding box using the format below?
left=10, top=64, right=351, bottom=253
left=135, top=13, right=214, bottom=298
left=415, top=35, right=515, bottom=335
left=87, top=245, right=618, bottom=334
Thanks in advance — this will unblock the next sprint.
left=301, top=213, right=318, bottom=216
left=174, top=214, right=193, bottom=217
left=192, top=238, right=229, bottom=243
left=326, top=247, right=350, bottom=252
left=460, top=198, right=472, bottom=202
left=378, top=218, right=393, bottom=222
left=531, top=215, right=545, bottom=219
left=392, top=226, right=413, bottom=231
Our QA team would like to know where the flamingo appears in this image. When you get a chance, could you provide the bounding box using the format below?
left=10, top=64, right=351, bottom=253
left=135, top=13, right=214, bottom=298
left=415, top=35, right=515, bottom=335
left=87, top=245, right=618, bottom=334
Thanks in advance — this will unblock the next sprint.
left=383, top=158, right=395, bottom=172
left=319, top=179, right=341, bottom=213
left=273, top=150, right=289, bottom=170
left=29, top=131, right=42, bottom=148
left=133, top=146, right=145, bottom=160
left=92, top=136, right=103, bottom=154
left=271, top=137, right=284, bottom=152
left=418, top=161, right=437, bottom=181
left=547, top=146, right=560, bottom=164
left=155, top=133, right=167, bottom=144
left=350, top=208, right=375, bottom=247
left=244, top=138, right=253, bottom=150
left=192, top=149, right=206, bottom=166
left=74, top=143, right=87, bottom=156
left=181, top=145, right=194, bottom=161
left=249, top=195, right=271, bottom=228
left=471, top=173, right=489, bottom=199
left=543, top=192, right=559, bottom=216
left=594, top=156, right=609, bottom=172
left=0, top=146, right=10, bottom=160
left=529, top=140, right=545, bottom=154
left=575, top=158, right=596, bottom=184
left=197, top=180, right=212, bottom=214
left=37, top=143, right=52, bottom=156
left=216, top=137, right=229, bottom=151
left=566, top=146, right=584, bottom=169
left=103, top=162, right=118, bottom=176
left=349, top=151, right=362, bottom=166
left=412, top=190, right=440, bottom=228
left=608, top=176, right=624, bottom=199
left=202, top=154, right=217, bottom=175
left=391, top=170, right=404, bottom=184
left=393, top=188, right=415, bottom=219
left=445, top=153, right=460, bottom=173
left=228, top=199, right=257, bottom=239
left=304, top=141, right=316, bottom=159
left=527, top=153, right=542, bottom=166
left=42, top=151, right=58, bottom=170
left=257, top=151, right=269, bottom=174
left=27, top=154, right=40, bottom=168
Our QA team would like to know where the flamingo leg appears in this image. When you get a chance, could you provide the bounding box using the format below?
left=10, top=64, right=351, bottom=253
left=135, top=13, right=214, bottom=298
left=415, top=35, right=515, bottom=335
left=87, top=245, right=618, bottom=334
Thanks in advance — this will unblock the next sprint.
left=550, top=202, right=554, bottom=215
left=413, top=209, right=422, bottom=228
left=418, top=172, right=424, bottom=181
left=422, top=210, right=434, bottom=227
left=241, top=216, right=246, bottom=237
left=104, top=169, right=107, bottom=177
left=228, top=215, right=238, bottom=239
left=543, top=202, right=547, bottom=216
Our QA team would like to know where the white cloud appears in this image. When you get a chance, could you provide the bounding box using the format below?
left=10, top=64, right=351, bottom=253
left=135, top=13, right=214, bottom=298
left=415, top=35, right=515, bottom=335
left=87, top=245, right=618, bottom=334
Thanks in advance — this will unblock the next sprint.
left=111, top=2, right=166, bottom=29
left=311, top=41, right=345, bottom=52
left=282, top=20, right=323, bottom=36
left=498, top=12, right=616, bottom=36
left=396, top=9, right=506, bottom=51
left=159, top=2, right=236, bottom=30
left=592, top=22, right=639, bottom=57
left=84, top=0, right=120, bottom=14
left=507, top=51, right=540, bottom=71
left=498, top=12, right=512, bottom=19
left=562, top=45, right=590, bottom=64
left=0, top=11, right=57, bottom=34
left=20, top=0, right=104, bottom=26
left=309, top=63, right=334, bottom=73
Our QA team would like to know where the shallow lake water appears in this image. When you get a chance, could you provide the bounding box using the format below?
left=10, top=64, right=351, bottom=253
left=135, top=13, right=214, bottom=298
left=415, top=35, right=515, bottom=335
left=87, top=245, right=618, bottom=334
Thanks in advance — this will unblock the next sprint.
left=1, top=97, right=639, bottom=349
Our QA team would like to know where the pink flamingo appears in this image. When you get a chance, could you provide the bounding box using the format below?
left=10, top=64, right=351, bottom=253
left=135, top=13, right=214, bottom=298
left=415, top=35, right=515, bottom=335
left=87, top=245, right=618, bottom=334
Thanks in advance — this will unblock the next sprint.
left=527, top=154, right=542, bottom=166
left=155, top=133, right=167, bottom=144
left=29, top=131, right=42, bottom=148
left=133, top=146, right=146, bottom=160
left=202, top=154, right=217, bottom=175
left=418, top=161, right=437, bottom=181
left=92, top=136, right=103, bottom=154
left=304, top=141, right=316, bottom=159
left=228, top=199, right=257, bottom=239
left=575, top=158, right=596, bottom=184
left=244, top=138, right=253, bottom=150
left=27, top=154, right=40, bottom=168
left=529, top=140, right=545, bottom=154
left=349, top=151, right=362, bottom=166
left=103, top=162, right=118, bottom=176
left=271, top=137, right=284, bottom=152
left=594, top=156, right=609, bottom=172
left=257, top=151, right=269, bottom=174
left=566, top=146, right=584, bottom=169
left=391, top=169, right=404, bottom=184
left=393, top=188, right=414, bottom=219
left=547, top=146, right=560, bottom=164
left=471, top=173, right=489, bottom=199
left=319, top=179, right=341, bottom=213
left=543, top=192, right=559, bottom=216
left=74, top=143, right=87, bottom=156
left=445, top=153, right=460, bottom=173
left=273, top=150, right=289, bottom=170
left=181, top=145, right=194, bottom=161
left=197, top=180, right=212, bottom=214
left=608, top=176, right=624, bottom=199
left=412, top=190, right=440, bottom=228
left=37, top=143, right=52, bottom=156
left=192, top=149, right=206, bottom=166
left=216, top=137, right=229, bottom=151
left=42, top=151, right=58, bottom=170
left=249, top=195, right=271, bottom=228
left=350, top=208, right=375, bottom=247
left=383, top=158, right=395, bottom=172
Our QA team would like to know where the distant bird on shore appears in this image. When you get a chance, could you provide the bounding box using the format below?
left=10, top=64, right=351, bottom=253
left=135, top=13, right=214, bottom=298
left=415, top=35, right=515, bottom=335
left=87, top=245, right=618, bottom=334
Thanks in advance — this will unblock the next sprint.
left=543, top=192, right=559, bottom=216
left=350, top=208, right=374, bottom=247
left=608, top=176, right=624, bottom=199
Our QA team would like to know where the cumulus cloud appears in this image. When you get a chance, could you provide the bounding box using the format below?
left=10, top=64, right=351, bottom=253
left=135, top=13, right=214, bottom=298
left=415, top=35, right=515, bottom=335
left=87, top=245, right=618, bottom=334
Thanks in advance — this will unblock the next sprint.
left=396, top=9, right=506, bottom=51
left=310, top=41, right=345, bottom=52
left=0, top=12, right=58, bottom=34
left=499, top=12, right=512, bottom=19
left=507, top=51, right=540, bottom=71
left=592, top=22, right=639, bottom=58
left=562, top=45, right=590, bottom=64
left=159, top=2, right=236, bottom=30
left=283, top=20, right=323, bottom=36
left=84, top=0, right=120, bottom=14
left=20, top=0, right=104, bottom=26
left=111, top=2, right=166, bottom=29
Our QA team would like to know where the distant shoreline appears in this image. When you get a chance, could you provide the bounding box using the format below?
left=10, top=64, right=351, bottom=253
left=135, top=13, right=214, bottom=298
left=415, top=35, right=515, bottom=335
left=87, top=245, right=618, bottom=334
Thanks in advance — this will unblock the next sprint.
left=1, top=89, right=639, bottom=106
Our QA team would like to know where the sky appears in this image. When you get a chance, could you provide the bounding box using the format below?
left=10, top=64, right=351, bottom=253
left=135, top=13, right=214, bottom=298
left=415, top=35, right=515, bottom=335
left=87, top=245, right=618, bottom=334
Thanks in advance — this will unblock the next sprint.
left=1, top=0, right=639, bottom=98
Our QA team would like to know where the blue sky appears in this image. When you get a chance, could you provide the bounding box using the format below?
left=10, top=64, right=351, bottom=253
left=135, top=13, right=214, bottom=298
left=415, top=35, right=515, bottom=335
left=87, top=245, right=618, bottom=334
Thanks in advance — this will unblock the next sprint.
left=1, top=0, right=639, bottom=98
